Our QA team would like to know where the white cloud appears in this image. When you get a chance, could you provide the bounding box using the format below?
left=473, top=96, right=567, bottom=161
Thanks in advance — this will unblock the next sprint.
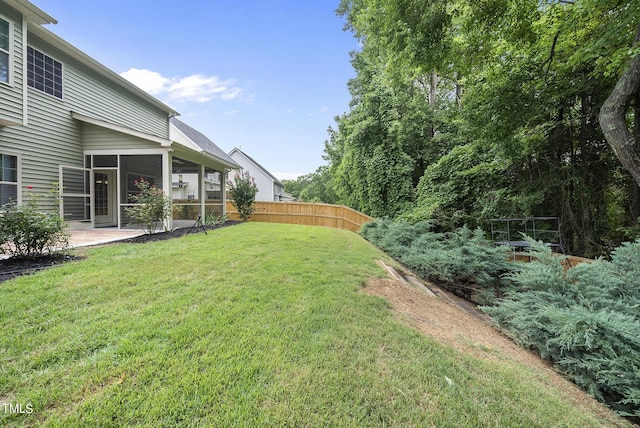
left=120, top=68, right=242, bottom=103
left=309, top=106, right=330, bottom=116
left=224, top=109, right=239, bottom=116
left=120, top=68, right=169, bottom=94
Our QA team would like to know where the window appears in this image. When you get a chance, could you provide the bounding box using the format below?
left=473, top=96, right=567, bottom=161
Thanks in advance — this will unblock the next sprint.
left=27, top=46, right=62, bottom=98
left=0, top=153, right=18, bottom=206
left=0, top=17, right=10, bottom=84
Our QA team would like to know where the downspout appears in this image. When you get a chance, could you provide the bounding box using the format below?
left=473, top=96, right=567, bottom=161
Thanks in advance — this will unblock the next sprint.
left=222, top=169, right=229, bottom=217
left=199, top=164, right=205, bottom=221
left=163, top=149, right=172, bottom=230
left=165, top=114, right=176, bottom=230
left=21, top=16, right=27, bottom=126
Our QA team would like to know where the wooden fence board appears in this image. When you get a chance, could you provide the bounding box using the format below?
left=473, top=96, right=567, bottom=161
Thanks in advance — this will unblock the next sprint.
left=225, top=201, right=372, bottom=232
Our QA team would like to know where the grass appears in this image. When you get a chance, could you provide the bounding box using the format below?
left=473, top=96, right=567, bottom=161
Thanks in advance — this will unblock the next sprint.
left=0, top=223, right=627, bottom=427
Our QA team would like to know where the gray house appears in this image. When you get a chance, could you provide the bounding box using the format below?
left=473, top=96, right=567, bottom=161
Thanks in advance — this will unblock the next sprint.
left=0, top=0, right=233, bottom=229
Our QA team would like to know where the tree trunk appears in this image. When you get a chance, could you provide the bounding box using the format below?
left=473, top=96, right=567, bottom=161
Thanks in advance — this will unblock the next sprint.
left=631, top=181, right=640, bottom=225
left=599, top=23, right=640, bottom=187
left=632, top=92, right=640, bottom=225
left=429, top=71, right=437, bottom=139
left=430, top=71, right=437, bottom=107
left=454, top=71, right=462, bottom=105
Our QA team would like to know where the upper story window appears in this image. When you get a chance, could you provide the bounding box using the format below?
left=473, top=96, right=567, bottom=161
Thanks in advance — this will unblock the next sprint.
left=0, top=17, right=10, bottom=84
left=27, top=46, right=63, bottom=98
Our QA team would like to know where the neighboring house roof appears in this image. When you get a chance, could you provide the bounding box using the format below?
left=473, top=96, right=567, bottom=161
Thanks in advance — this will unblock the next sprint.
left=171, top=118, right=240, bottom=169
left=228, top=147, right=284, bottom=187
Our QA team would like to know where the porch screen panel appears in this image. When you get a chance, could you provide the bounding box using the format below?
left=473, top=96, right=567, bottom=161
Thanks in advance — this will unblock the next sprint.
left=204, top=167, right=223, bottom=221
left=93, top=155, right=118, bottom=168
left=120, top=155, right=163, bottom=227
left=60, top=166, right=91, bottom=221
left=120, top=155, right=163, bottom=202
left=172, top=157, right=200, bottom=222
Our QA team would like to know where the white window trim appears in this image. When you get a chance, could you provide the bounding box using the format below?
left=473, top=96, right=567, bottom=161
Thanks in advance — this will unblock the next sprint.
left=0, top=13, right=14, bottom=87
left=0, top=151, right=22, bottom=205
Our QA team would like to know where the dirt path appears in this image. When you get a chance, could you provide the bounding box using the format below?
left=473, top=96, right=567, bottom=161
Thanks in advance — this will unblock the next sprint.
left=362, top=261, right=630, bottom=426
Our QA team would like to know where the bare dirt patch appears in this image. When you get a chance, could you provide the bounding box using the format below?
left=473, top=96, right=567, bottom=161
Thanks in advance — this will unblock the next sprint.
left=363, top=263, right=631, bottom=426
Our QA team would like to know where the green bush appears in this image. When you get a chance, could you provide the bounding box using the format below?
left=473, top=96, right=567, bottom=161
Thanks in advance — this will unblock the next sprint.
left=0, top=194, right=69, bottom=259
left=228, top=171, right=258, bottom=222
left=482, top=240, right=640, bottom=417
left=124, top=178, right=171, bottom=234
left=360, top=219, right=514, bottom=303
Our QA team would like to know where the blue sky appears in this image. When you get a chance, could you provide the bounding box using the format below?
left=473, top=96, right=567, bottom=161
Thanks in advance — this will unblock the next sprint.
left=32, top=1, right=359, bottom=180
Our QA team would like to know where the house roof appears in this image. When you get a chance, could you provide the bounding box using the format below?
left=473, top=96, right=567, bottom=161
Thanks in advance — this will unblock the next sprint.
left=228, top=147, right=284, bottom=187
left=3, top=0, right=56, bottom=25
left=170, top=118, right=240, bottom=169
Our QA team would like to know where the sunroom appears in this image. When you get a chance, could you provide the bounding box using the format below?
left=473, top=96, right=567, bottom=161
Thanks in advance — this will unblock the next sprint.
left=59, top=116, right=237, bottom=230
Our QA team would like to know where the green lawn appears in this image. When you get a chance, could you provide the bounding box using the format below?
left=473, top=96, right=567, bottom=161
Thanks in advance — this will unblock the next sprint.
left=0, top=223, right=626, bottom=427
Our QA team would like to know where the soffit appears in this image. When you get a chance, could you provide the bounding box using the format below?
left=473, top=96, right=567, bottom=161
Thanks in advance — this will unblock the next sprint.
left=2, top=0, right=56, bottom=25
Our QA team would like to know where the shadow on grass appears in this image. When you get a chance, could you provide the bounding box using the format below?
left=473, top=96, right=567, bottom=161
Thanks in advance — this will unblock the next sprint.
left=0, top=221, right=242, bottom=283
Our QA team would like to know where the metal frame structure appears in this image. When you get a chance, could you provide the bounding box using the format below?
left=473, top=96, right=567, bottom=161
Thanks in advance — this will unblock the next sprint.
left=490, top=217, right=565, bottom=260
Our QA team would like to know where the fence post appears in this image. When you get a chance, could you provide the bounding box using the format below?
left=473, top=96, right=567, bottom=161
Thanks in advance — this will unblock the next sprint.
left=285, top=201, right=289, bottom=224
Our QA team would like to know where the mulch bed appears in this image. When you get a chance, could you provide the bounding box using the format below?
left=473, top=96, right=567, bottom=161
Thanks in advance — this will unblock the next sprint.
left=0, top=220, right=241, bottom=284
left=118, top=220, right=240, bottom=244
left=0, top=254, right=83, bottom=284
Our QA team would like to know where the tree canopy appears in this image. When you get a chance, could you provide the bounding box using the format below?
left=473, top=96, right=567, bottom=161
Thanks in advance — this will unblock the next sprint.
left=283, top=0, right=640, bottom=257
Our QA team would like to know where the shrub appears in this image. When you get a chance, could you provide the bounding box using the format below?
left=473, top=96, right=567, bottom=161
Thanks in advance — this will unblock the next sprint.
left=482, top=240, right=640, bottom=417
left=0, top=193, right=69, bottom=259
left=228, top=171, right=258, bottom=222
left=124, top=178, right=171, bottom=234
left=205, top=212, right=227, bottom=226
left=360, top=219, right=514, bottom=303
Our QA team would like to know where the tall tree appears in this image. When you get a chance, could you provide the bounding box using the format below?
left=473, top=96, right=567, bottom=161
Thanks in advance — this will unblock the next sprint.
left=599, top=23, right=640, bottom=187
left=330, top=0, right=640, bottom=255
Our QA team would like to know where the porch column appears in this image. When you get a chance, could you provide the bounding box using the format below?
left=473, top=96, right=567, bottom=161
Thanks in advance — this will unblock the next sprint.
left=163, top=150, right=173, bottom=230
left=199, top=164, right=206, bottom=220
left=222, top=169, right=228, bottom=217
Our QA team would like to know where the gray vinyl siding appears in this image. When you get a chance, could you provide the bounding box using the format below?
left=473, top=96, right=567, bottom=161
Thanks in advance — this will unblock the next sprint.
left=66, top=67, right=169, bottom=139
left=28, top=33, right=170, bottom=139
left=0, top=7, right=24, bottom=125
left=0, top=2, right=173, bottom=216
left=2, top=31, right=168, bottom=203
left=0, top=78, right=83, bottom=209
left=83, top=123, right=159, bottom=151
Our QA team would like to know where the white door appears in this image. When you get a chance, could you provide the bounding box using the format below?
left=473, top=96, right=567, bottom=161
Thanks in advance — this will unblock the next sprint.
left=94, top=170, right=116, bottom=226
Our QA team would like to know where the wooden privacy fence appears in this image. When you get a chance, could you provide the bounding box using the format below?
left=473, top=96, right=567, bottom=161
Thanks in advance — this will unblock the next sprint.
left=225, top=201, right=372, bottom=233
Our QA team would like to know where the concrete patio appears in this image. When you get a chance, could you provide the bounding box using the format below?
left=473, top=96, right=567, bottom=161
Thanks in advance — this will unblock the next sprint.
left=67, top=227, right=145, bottom=248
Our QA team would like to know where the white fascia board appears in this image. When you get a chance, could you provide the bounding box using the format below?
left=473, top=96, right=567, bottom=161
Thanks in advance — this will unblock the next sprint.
left=201, top=151, right=238, bottom=170
left=173, top=143, right=238, bottom=171
left=170, top=123, right=202, bottom=152
left=172, top=131, right=239, bottom=170
left=72, top=112, right=172, bottom=146
left=3, top=0, right=56, bottom=25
